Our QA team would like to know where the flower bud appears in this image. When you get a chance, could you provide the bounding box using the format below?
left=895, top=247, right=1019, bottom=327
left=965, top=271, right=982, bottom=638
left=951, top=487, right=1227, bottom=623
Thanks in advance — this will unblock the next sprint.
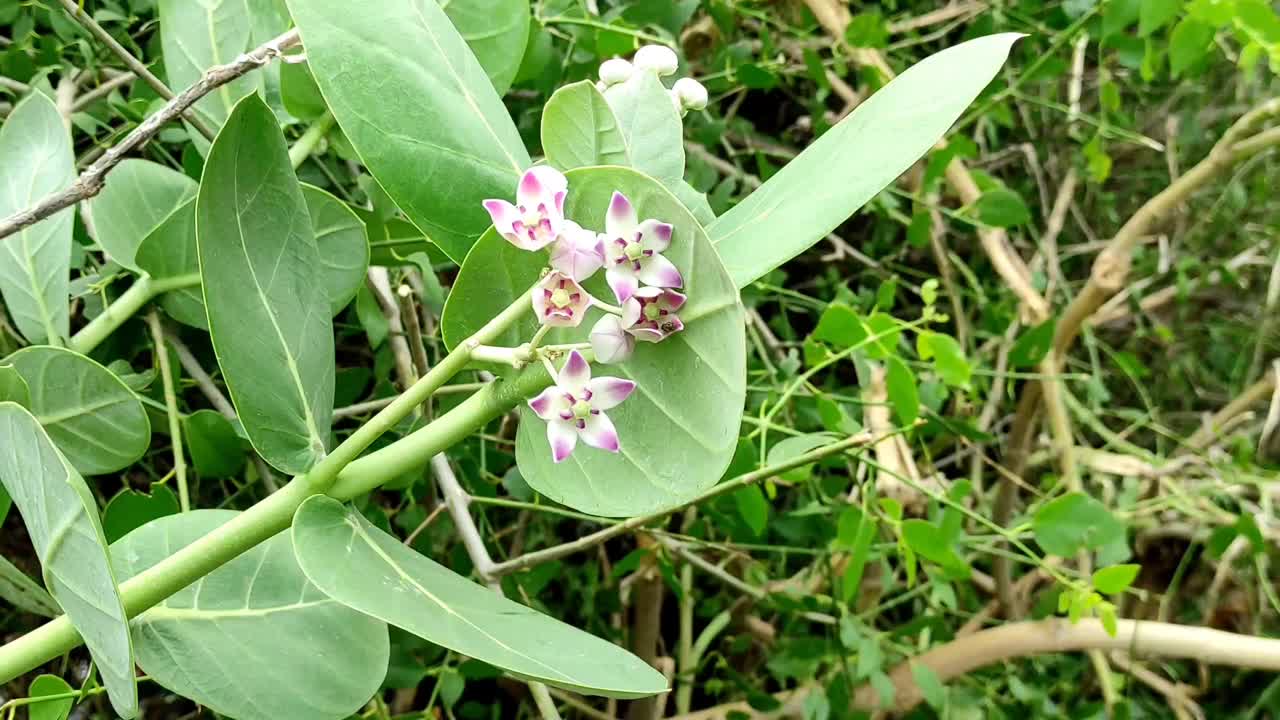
left=633, top=44, right=678, bottom=76
left=598, top=58, right=634, bottom=86
left=672, top=77, right=708, bottom=111
left=589, top=314, right=635, bottom=364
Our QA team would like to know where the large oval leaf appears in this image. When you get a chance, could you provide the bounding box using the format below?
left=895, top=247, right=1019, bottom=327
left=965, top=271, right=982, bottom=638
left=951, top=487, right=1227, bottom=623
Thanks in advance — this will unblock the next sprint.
left=196, top=94, right=335, bottom=475
left=601, top=72, right=685, bottom=184
left=158, top=0, right=292, bottom=134
left=89, top=159, right=197, bottom=272
left=542, top=80, right=630, bottom=170
left=292, top=496, right=666, bottom=698
left=0, top=92, right=74, bottom=345
left=0, top=402, right=137, bottom=717
left=6, top=346, right=151, bottom=475
left=443, top=0, right=531, bottom=95
left=709, top=33, right=1022, bottom=288
left=113, top=510, right=389, bottom=720
left=286, top=0, right=531, bottom=262
left=304, top=185, right=369, bottom=315
left=442, top=167, right=745, bottom=517
left=135, top=200, right=208, bottom=329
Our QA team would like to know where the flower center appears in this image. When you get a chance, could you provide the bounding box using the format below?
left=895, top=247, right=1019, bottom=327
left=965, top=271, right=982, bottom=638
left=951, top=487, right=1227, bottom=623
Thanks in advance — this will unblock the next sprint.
left=550, top=288, right=571, bottom=307
left=624, top=242, right=644, bottom=261
left=643, top=303, right=662, bottom=321
left=571, top=399, right=592, bottom=419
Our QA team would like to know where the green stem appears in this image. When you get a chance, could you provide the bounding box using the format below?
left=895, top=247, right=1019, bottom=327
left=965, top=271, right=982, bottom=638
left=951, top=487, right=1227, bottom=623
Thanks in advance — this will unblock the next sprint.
left=146, top=310, right=189, bottom=512
left=69, top=273, right=200, bottom=355
left=0, top=290, right=539, bottom=684
left=288, top=111, right=336, bottom=169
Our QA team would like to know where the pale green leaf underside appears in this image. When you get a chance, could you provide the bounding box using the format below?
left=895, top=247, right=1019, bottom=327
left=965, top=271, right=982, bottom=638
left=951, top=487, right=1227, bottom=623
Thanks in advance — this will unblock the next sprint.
left=7, top=346, right=151, bottom=476
left=0, top=403, right=137, bottom=717
left=709, top=33, right=1023, bottom=288
left=441, top=0, right=531, bottom=95
left=113, top=510, right=389, bottom=720
left=292, top=496, right=667, bottom=698
left=285, top=0, right=531, bottom=263
left=0, top=92, right=74, bottom=345
left=441, top=167, right=746, bottom=518
left=601, top=72, right=685, bottom=183
left=542, top=80, right=631, bottom=170
left=0, top=552, right=60, bottom=617
left=90, top=159, right=197, bottom=273
left=196, top=94, right=335, bottom=475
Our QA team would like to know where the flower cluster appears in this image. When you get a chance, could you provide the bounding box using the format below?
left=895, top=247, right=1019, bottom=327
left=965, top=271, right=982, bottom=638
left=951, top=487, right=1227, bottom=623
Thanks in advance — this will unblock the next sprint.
left=482, top=160, right=692, bottom=462
left=596, top=44, right=708, bottom=117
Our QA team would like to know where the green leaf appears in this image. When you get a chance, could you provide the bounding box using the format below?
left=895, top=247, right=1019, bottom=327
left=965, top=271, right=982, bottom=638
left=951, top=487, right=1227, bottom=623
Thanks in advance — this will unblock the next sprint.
left=911, top=663, right=946, bottom=710
left=844, top=11, right=888, bottom=48
left=1033, top=492, right=1127, bottom=557
left=1009, top=319, right=1055, bottom=368
left=197, top=94, right=334, bottom=474
left=1098, top=603, right=1119, bottom=636
left=6, top=346, right=151, bottom=475
left=27, top=674, right=74, bottom=720
left=709, top=34, right=1022, bottom=288
left=1139, top=0, right=1181, bottom=35
left=0, top=363, right=29, bottom=407
left=135, top=199, right=207, bottom=329
left=286, top=0, right=531, bottom=262
left=182, top=409, right=246, bottom=478
left=158, top=0, right=292, bottom=134
left=732, top=486, right=769, bottom=537
left=601, top=72, right=686, bottom=183
left=280, top=60, right=328, bottom=121
left=1092, top=563, right=1141, bottom=594
left=885, top=357, right=919, bottom=425
left=0, top=92, right=74, bottom=344
left=838, top=505, right=878, bottom=603
left=102, top=486, right=180, bottom=544
left=901, top=519, right=967, bottom=575
left=89, top=159, right=197, bottom=272
left=292, top=496, right=667, bottom=698
left=303, top=185, right=370, bottom=315
left=1170, top=18, right=1215, bottom=76
left=0, top=403, right=137, bottom=717
left=975, top=187, right=1031, bottom=227
left=0, top=553, right=61, bottom=617
left=542, top=80, right=630, bottom=170
left=917, top=332, right=971, bottom=387
left=114, top=510, right=388, bottom=720
left=442, top=0, right=531, bottom=95
left=812, top=304, right=867, bottom=349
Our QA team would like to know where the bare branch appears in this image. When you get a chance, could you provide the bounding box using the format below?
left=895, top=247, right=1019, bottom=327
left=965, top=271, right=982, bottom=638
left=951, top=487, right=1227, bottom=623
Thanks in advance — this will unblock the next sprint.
left=0, top=28, right=300, bottom=244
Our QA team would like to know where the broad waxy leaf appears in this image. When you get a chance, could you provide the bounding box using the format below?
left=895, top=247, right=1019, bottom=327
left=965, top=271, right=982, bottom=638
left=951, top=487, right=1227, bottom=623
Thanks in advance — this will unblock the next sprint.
left=304, top=185, right=370, bottom=315
left=7, top=346, right=151, bottom=475
left=542, top=80, right=630, bottom=170
left=27, top=674, right=74, bottom=720
left=709, top=33, right=1022, bottom=288
left=102, top=486, right=181, bottom=544
left=158, top=0, right=292, bottom=134
left=287, top=0, right=531, bottom=262
left=601, top=72, right=686, bottom=183
left=0, top=552, right=61, bottom=617
left=0, top=92, right=74, bottom=344
left=113, top=510, right=389, bottom=720
left=292, top=496, right=667, bottom=698
left=196, top=94, right=335, bottom=474
left=442, top=0, right=531, bottom=95
left=0, top=403, right=137, bottom=717
left=89, top=159, right=197, bottom=272
left=443, top=167, right=745, bottom=517
left=0, top=364, right=28, bottom=406
left=135, top=200, right=207, bottom=329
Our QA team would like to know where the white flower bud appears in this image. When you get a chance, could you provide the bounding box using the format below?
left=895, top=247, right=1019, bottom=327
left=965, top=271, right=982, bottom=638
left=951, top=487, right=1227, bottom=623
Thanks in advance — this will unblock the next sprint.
left=598, top=58, right=634, bottom=86
left=589, top=315, right=635, bottom=365
left=633, top=44, right=678, bottom=76
left=673, top=77, right=708, bottom=111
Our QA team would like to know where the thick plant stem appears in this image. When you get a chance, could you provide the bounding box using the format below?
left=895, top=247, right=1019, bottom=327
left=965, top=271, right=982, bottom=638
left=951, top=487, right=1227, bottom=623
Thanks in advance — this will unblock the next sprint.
left=69, top=273, right=200, bottom=355
left=0, top=293, right=535, bottom=684
left=288, top=111, right=336, bottom=169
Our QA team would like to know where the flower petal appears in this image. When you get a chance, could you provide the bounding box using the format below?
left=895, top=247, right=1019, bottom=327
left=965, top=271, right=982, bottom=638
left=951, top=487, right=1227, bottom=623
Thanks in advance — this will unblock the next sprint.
left=549, top=223, right=605, bottom=281
left=517, top=166, right=568, bottom=210
left=636, top=253, right=683, bottom=288
left=621, top=297, right=642, bottom=328
left=661, top=289, right=688, bottom=311
left=629, top=326, right=666, bottom=343
left=606, top=267, right=640, bottom=303
left=590, top=315, right=635, bottom=364
left=587, top=377, right=635, bottom=410
left=638, top=219, right=674, bottom=252
left=547, top=419, right=578, bottom=463
left=559, top=350, right=592, bottom=392
left=606, top=191, right=637, bottom=237
left=483, top=198, right=520, bottom=235
left=528, top=387, right=561, bottom=420
left=579, top=412, right=620, bottom=453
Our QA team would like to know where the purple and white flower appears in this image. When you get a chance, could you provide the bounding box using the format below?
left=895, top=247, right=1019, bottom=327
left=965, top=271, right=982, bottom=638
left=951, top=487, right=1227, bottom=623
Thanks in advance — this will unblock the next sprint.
left=532, top=271, right=593, bottom=328
left=528, top=351, right=636, bottom=462
left=622, top=287, right=687, bottom=343
left=589, top=314, right=636, bottom=364
left=602, top=191, right=683, bottom=303
left=549, top=221, right=605, bottom=281
left=483, top=166, right=569, bottom=251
